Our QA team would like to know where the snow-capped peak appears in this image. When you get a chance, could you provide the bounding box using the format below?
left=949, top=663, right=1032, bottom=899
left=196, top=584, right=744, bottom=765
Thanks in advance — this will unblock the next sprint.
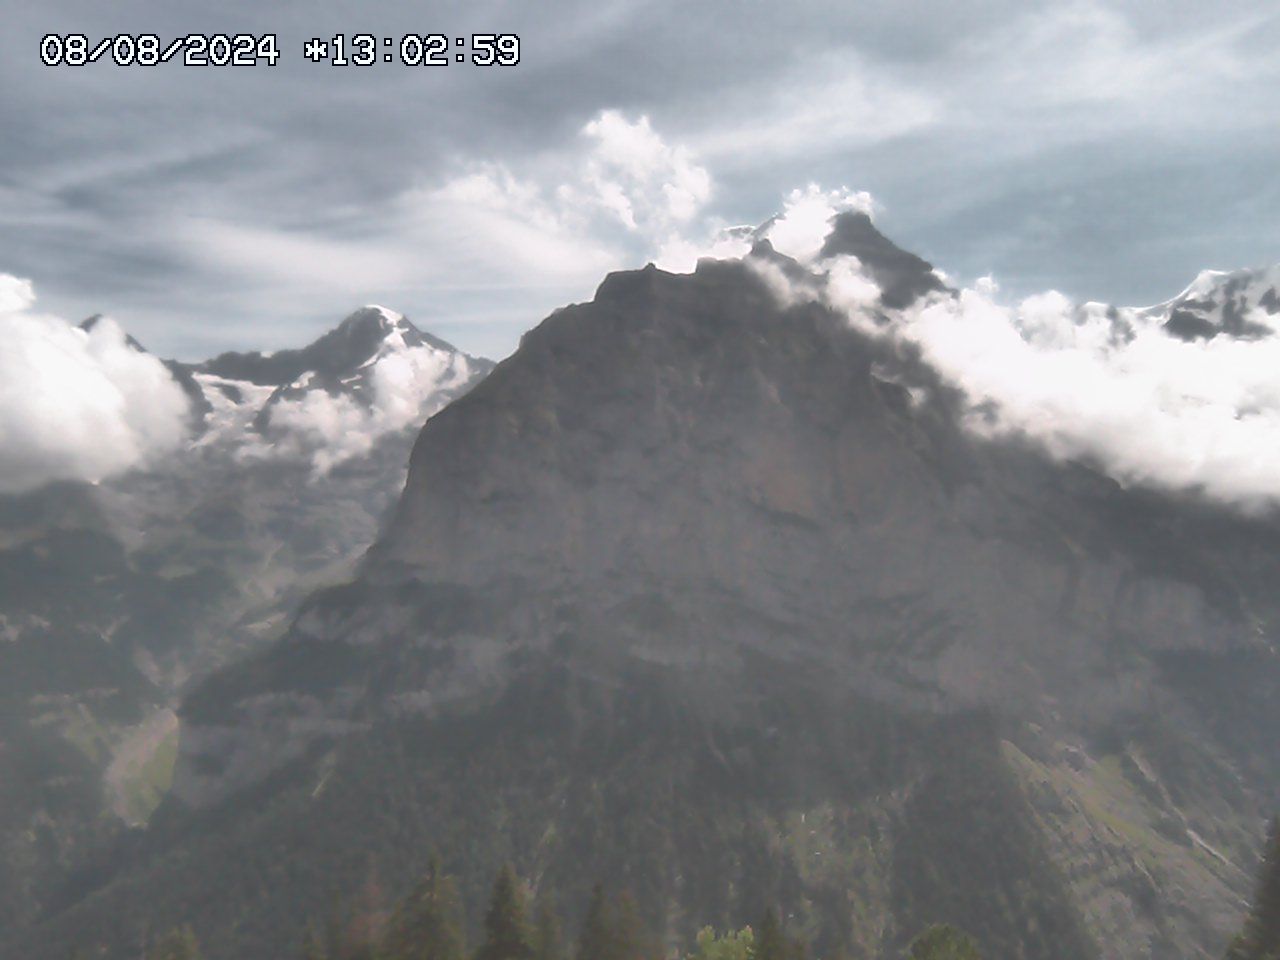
left=1137, top=264, right=1280, bottom=342
left=182, top=308, right=493, bottom=473
left=364, top=304, right=404, bottom=324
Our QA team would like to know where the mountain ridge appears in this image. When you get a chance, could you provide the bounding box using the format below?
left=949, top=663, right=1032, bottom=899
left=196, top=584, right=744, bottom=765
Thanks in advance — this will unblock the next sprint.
left=13, top=213, right=1279, bottom=960
left=0, top=307, right=494, bottom=940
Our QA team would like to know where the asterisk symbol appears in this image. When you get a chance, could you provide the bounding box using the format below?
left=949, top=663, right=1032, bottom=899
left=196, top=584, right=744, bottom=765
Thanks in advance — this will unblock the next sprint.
left=303, top=38, right=328, bottom=62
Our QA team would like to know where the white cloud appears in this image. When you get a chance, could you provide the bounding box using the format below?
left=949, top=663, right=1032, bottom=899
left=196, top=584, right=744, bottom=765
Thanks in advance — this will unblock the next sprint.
left=654, top=229, right=755, bottom=274
left=911, top=285, right=1280, bottom=512
left=168, top=110, right=713, bottom=357
left=0, top=274, right=35, bottom=313
left=688, top=51, right=940, bottom=163
left=961, top=1, right=1269, bottom=116
left=896, top=282, right=1280, bottom=509
left=404, top=162, right=619, bottom=286
left=257, top=334, right=473, bottom=475
left=823, top=255, right=883, bottom=315
left=654, top=184, right=876, bottom=275
left=574, top=111, right=712, bottom=231
left=180, top=219, right=415, bottom=296
left=411, top=110, right=716, bottom=282
left=798, top=236, right=1280, bottom=510
left=0, top=275, right=190, bottom=493
left=766, top=185, right=876, bottom=263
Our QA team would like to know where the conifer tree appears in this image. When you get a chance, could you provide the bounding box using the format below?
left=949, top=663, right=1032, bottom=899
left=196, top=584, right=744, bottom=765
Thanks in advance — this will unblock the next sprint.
left=749, top=909, right=790, bottom=960
left=475, top=865, right=533, bottom=960
left=384, top=859, right=467, bottom=960
left=574, top=885, right=653, bottom=960
left=1237, top=817, right=1280, bottom=960
left=609, top=892, right=652, bottom=960
left=904, top=924, right=982, bottom=960
left=532, top=897, right=564, bottom=960
left=300, top=923, right=330, bottom=960
left=575, top=884, right=614, bottom=960
left=146, top=925, right=202, bottom=960
left=688, top=926, right=755, bottom=960
left=340, top=869, right=389, bottom=960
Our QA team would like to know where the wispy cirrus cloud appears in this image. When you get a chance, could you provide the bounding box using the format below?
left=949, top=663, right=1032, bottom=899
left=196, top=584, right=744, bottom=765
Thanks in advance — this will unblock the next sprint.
left=0, top=0, right=1276, bottom=363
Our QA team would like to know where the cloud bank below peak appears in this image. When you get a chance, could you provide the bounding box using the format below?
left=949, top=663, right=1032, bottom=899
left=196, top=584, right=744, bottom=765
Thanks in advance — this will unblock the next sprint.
left=893, top=278, right=1280, bottom=512
left=758, top=219, right=1280, bottom=513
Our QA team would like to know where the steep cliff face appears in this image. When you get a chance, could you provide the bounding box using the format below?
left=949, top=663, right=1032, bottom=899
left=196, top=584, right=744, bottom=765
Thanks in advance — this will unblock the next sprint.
left=22, top=218, right=1280, bottom=960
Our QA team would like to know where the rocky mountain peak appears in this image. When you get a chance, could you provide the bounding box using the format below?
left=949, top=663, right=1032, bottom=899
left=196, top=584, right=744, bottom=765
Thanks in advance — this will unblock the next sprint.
left=199, top=306, right=437, bottom=387
left=1149, top=264, right=1280, bottom=342
left=79, top=313, right=147, bottom=352
left=817, top=211, right=949, bottom=308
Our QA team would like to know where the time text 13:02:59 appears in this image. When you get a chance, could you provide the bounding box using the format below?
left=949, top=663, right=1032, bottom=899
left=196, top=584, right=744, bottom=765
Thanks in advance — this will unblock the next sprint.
left=312, top=34, right=520, bottom=66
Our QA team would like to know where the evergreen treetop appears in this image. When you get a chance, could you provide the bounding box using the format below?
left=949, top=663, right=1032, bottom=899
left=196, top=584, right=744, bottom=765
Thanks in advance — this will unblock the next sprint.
left=475, top=865, right=533, bottom=960
left=1235, top=817, right=1280, bottom=960
left=383, top=859, right=467, bottom=960
left=904, top=924, right=983, bottom=960
left=532, top=896, right=565, bottom=960
left=146, top=925, right=202, bottom=960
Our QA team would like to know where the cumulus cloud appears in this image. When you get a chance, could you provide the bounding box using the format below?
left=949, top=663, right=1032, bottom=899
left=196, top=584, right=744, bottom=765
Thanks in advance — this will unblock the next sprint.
left=654, top=183, right=876, bottom=274
left=762, top=214, right=1280, bottom=511
left=402, top=142, right=1280, bottom=515
left=255, top=334, right=473, bottom=475
left=152, top=110, right=715, bottom=360
left=888, top=280, right=1280, bottom=510
left=0, top=274, right=35, bottom=313
left=573, top=111, right=712, bottom=232
left=767, top=185, right=877, bottom=262
left=689, top=185, right=1280, bottom=511
left=654, top=229, right=755, bottom=276
left=0, top=274, right=190, bottom=493
left=409, top=110, right=717, bottom=287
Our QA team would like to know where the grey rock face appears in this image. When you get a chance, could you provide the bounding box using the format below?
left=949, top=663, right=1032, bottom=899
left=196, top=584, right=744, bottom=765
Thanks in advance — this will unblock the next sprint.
left=817, top=211, right=948, bottom=308
left=146, top=232, right=1280, bottom=959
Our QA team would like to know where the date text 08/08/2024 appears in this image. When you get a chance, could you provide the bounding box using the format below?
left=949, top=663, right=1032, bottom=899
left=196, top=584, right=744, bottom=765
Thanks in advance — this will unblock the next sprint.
left=38, top=33, right=520, bottom=67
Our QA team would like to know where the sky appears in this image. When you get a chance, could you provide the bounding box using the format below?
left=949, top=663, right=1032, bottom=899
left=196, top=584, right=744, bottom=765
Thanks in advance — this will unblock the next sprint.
left=3, top=0, right=1279, bottom=362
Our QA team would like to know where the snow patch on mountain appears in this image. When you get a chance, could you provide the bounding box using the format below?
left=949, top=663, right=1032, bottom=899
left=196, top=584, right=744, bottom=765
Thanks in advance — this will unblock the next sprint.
left=185, top=306, right=487, bottom=475
left=0, top=277, right=490, bottom=491
left=190, top=373, right=276, bottom=447
left=253, top=325, right=478, bottom=473
left=1138, top=264, right=1280, bottom=342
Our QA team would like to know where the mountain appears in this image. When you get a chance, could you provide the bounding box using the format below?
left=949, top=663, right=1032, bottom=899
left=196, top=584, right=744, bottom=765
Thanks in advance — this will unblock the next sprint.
left=8, top=220, right=1280, bottom=960
left=1143, top=265, right=1280, bottom=342
left=0, top=310, right=491, bottom=935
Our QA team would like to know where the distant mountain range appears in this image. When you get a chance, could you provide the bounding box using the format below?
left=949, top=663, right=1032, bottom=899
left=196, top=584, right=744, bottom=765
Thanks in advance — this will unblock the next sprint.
left=0, top=310, right=491, bottom=935
left=3, top=216, right=1280, bottom=960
